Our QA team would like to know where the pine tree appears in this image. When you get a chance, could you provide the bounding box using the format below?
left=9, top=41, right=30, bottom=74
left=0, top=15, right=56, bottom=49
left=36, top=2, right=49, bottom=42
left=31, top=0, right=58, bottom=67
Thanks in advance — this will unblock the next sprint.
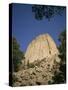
left=12, top=37, right=25, bottom=72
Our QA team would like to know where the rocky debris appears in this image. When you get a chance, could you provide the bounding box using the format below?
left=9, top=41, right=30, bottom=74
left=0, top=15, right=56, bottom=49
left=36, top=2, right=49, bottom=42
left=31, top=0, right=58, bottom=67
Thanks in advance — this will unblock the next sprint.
left=12, top=55, right=60, bottom=86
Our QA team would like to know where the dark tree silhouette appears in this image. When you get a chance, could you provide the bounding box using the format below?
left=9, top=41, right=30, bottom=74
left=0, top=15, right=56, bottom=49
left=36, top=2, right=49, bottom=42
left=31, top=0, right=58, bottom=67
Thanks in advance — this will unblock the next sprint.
left=48, top=30, right=66, bottom=84
left=32, top=5, right=65, bottom=20
left=12, top=37, right=25, bottom=72
left=58, top=30, right=66, bottom=83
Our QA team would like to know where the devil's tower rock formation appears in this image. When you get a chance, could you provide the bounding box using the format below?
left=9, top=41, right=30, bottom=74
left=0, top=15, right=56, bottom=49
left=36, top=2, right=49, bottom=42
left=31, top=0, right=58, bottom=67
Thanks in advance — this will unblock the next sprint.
left=25, top=34, right=59, bottom=64
left=13, top=34, right=61, bottom=86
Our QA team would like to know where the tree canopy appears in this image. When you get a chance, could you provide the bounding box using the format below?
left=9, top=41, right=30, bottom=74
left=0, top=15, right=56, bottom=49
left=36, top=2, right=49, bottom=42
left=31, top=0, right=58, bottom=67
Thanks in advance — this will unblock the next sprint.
left=32, top=5, right=65, bottom=20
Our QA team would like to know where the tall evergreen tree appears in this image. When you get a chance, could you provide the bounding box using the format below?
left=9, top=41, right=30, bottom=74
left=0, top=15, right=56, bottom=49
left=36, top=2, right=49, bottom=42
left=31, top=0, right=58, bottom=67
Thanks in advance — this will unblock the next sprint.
left=12, top=37, right=25, bottom=72
left=48, top=30, right=66, bottom=84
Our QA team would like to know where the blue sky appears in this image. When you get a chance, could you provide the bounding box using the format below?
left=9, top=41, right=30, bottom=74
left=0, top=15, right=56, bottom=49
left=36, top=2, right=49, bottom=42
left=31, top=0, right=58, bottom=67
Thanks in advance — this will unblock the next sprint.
left=12, top=3, right=66, bottom=52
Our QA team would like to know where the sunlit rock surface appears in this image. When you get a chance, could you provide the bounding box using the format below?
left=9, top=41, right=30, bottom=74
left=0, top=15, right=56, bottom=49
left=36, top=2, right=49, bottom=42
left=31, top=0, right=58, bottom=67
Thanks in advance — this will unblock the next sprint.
left=25, top=34, right=59, bottom=64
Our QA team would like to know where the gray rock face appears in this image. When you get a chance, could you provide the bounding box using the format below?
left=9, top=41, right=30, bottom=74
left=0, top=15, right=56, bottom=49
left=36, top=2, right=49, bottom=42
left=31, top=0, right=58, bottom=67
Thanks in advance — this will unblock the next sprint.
left=12, top=34, right=60, bottom=86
